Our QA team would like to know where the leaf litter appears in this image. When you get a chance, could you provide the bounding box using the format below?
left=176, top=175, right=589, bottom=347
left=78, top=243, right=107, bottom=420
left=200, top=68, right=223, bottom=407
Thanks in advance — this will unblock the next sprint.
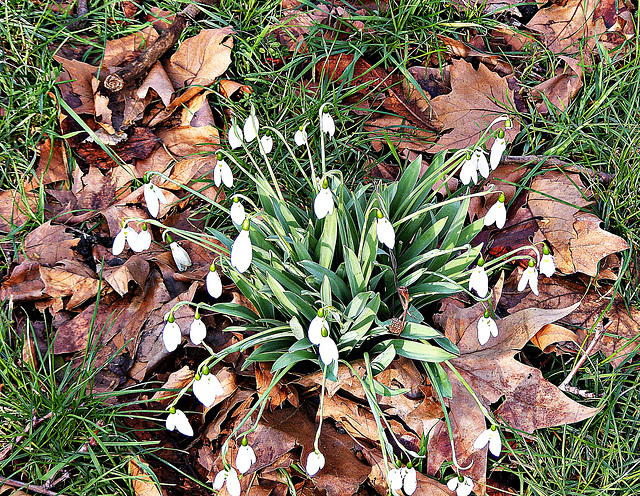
left=0, top=0, right=638, bottom=495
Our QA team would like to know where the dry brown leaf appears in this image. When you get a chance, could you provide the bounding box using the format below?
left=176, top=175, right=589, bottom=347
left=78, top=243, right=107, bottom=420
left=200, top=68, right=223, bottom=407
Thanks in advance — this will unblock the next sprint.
left=20, top=221, right=78, bottom=266
left=533, top=56, right=584, bottom=113
left=503, top=276, right=640, bottom=368
left=163, top=27, right=234, bottom=108
left=103, top=27, right=159, bottom=71
left=103, top=255, right=151, bottom=296
left=0, top=189, right=38, bottom=233
left=437, top=35, right=513, bottom=75
left=528, top=171, right=629, bottom=276
left=427, top=276, right=599, bottom=495
left=428, top=59, right=521, bottom=152
left=219, top=79, right=253, bottom=99
left=155, top=125, right=219, bottom=159
left=146, top=7, right=175, bottom=31
left=151, top=365, right=194, bottom=406
left=75, top=127, right=159, bottom=170
left=527, top=0, right=634, bottom=60
left=26, top=138, right=69, bottom=190
left=129, top=456, right=163, bottom=496
left=54, top=56, right=98, bottom=115
left=136, top=61, right=175, bottom=107
left=364, top=115, right=436, bottom=154
left=531, top=323, right=579, bottom=353
left=255, top=362, right=293, bottom=410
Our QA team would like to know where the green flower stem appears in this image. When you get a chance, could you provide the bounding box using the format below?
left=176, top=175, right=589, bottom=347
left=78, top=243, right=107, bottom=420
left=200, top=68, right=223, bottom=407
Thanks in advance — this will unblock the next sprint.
left=217, top=149, right=277, bottom=199
left=313, top=364, right=328, bottom=452
left=443, top=360, right=494, bottom=422
left=264, top=125, right=314, bottom=192
left=144, top=171, right=227, bottom=214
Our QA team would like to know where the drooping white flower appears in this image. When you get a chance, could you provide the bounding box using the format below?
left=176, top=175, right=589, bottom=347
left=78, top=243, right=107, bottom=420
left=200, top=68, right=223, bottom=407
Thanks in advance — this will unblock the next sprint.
left=314, top=182, right=334, bottom=219
left=138, top=224, right=152, bottom=251
left=376, top=210, right=395, bottom=250
left=490, top=130, right=507, bottom=170
left=484, top=193, right=507, bottom=229
left=474, top=425, right=502, bottom=457
left=319, top=108, right=335, bottom=137
left=388, top=468, right=404, bottom=492
left=403, top=466, right=417, bottom=496
left=228, top=121, right=243, bottom=149
left=518, top=260, right=539, bottom=296
left=143, top=183, right=167, bottom=218
left=477, top=311, right=499, bottom=346
left=475, top=149, right=490, bottom=179
left=308, top=314, right=329, bottom=345
left=206, top=264, right=223, bottom=299
left=190, top=315, right=207, bottom=345
left=460, top=151, right=478, bottom=185
left=243, top=107, right=259, bottom=143
left=213, top=468, right=241, bottom=496
left=214, top=158, right=234, bottom=188
left=166, top=235, right=192, bottom=272
left=193, top=369, right=224, bottom=407
left=166, top=407, right=193, bottom=436
left=447, top=476, right=474, bottom=496
left=236, top=438, right=257, bottom=474
left=112, top=223, right=142, bottom=255
left=260, top=135, right=273, bottom=154
left=318, top=336, right=339, bottom=366
left=539, top=245, right=555, bottom=278
left=469, top=262, right=489, bottom=298
left=294, top=127, right=308, bottom=146
left=231, top=221, right=252, bottom=273
left=230, top=198, right=246, bottom=226
left=163, top=314, right=181, bottom=352
left=306, top=450, right=325, bottom=476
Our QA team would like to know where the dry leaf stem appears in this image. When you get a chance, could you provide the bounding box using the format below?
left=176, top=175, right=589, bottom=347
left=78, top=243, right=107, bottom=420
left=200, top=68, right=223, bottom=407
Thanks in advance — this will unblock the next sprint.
left=502, top=155, right=614, bottom=185
left=559, top=321, right=604, bottom=398
left=0, top=477, right=67, bottom=496
left=101, top=0, right=218, bottom=92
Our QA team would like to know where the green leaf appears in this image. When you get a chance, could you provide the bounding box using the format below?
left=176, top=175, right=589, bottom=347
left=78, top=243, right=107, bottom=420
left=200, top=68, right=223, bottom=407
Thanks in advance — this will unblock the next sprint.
left=400, top=322, right=443, bottom=340
left=391, top=154, right=421, bottom=214
left=344, top=246, right=365, bottom=296
left=289, top=338, right=313, bottom=352
left=372, top=379, right=409, bottom=397
left=388, top=339, right=456, bottom=362
left=423, top=361, right=452, bottom=399
left=300, top=261, right=350, bottom=303
left=318, top=209, right=338, bottom=268
left=267, top=273, right=299, bottom=318
left=370, top=344, right=396, bottom=375
left=210, top=302, right=258, bottom=321
left=321, top=275, right=332, bottom=308
left=272, top=349, right=317, bottom=372
left=290, top=316, right=305, bottom=340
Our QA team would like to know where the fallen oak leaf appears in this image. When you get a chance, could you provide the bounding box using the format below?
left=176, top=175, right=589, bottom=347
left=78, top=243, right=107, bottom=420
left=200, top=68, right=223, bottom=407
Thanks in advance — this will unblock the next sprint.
left=427, top=276, right=599, bottom=496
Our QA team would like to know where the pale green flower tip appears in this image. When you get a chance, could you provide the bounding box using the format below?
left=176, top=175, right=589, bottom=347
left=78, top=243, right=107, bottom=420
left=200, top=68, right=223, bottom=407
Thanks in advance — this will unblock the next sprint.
left=498, top=193, right=505, bottom=203
left=169, top=406, right=176, bottom=414
left=528, top=259, right=535, bottom=267
left=242, top=219, right=250, bottom=231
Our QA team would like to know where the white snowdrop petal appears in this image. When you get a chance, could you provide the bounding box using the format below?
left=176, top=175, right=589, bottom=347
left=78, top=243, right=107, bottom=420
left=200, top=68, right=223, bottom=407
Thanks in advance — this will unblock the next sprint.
left=540, top=254, right=556, bottom=277
left=206, top=269, right=223, bottom=299
left=162, top=321, right=182, bottom=352
left=321, top=113, right=335, bottom=137
left=236, top=445, right=256, bottom=474
left=229, top=124, right=243, bottom=149
left=213, top=163, right=222, bottom=187
left=377, top=217, right=396, bottom=249
left=213, top=471, right=226, bottom=490
left=144, top=183, right=160, bottom=218
left=306, top=451, right=325, bottom=476
left=244, top=113, right=259, bottom=143
left=308, top=316, right=326, bottom=345
left=193, top=374, right=222, bottom=408
left=517, top=268, right=530, bottom=292
left=126, top=228, right=143, bottom=253
left=488, top=317, right=499, bottom=337
left=403, top=468, right=417, bottom=495
left=319, top=337, right=339, bottom=365
left=476, top=150, right=490, bottom=178
left=469, top=266, right=488, bottom=298
left=231, top=230, right=252, bottom=273
left=260, top=135, right=273, bottom=154
left=166, top=412, right=176, bottom=432
left=489, top=430, right=502, bottom=457
left=388, top=468, right=403, bottom=491
left=220, top=160, right=234, bottom=188
left=490, top=138, right=507, bottom=170
left=190, top=318, right=207, bottom=345
left=294, top=129, right=307, bottom=146
left=138, top=230, right=152, bottom=251
left=447, top=478, right=458, bottom=491
left=459, top=478, right=474, bottom=496
left=172, top=409, right=193, bottom=436
left=226, top=469, right=241, bottom=496
left=477, top=318, right=491, bottom=346
left=112, top=230, right=126, bottom=256
left=314, top=188, right=334, bottom=219
left=230, top=202, right=246, bottom=226
left=529, top=267, right=539, bottom=295
left=495, top=204, right=507, bottom=229
left=170, top=243, right=192, bottom=272
left=473, top=429, right=491, bottom=450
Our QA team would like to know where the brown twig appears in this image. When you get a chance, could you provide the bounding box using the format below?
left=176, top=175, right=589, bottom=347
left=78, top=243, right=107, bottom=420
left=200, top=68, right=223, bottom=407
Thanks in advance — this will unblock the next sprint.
left=502, top=155, right=615, bottom=185
left=0, top=476, right=67, bottom=496
left=559, top=321, right=605, bottom=398
left=0, top=411, right=53, bottom=462
left=101, top=0, right=218, bottom=93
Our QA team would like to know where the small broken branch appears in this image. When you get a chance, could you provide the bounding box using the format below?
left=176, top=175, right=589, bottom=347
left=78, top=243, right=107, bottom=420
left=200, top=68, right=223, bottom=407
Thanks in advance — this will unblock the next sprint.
left=101, top=0, right=218, bottom=93
left=0, top=476, right=67, bottom=496
left=502, top=155, right=614, bottom=185
left=559, top=320, right=604, bottom=397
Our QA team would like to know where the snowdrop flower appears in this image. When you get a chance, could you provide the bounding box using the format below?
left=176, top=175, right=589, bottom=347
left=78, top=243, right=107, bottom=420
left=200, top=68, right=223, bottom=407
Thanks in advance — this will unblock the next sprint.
left=475, top=148, right=490, bottom=179
left=190, top=313, right=207, bottom=345
left=469, top=259, right=489, bottom=298
left=243, top=106, right=259, bottom=143
left=214, top=155, right=234, bottom=188
left=230, top=198, right=246, bottom=226
left=206, top=263, right=223, bottom=299
left=460, top=152, right=478, bottom=186
left=138, top=224, right=152, bottom=251
left=474, top=424, right=502, bottom=457
left=193, top=366, right=224, bottom=407
left=539, top=245, right=555, bottom=278
left=231, top=220, right=252, bottom=273
left=318, top=335, right=339, bottom=366
left=447, top=476, right=474, bottom=496
left=484, top=193, right=507, bottom=229
left=294, top=125, right=308, bottom=146
left=213, top=468, right=241, bottom=496
left=403, top=465, right=417, bottom=496
left=314, top=179, right=334, bottom=219
left=518, top=259, right=539, bottom=296
left=319, top=104, right=335, bottom=137
left=376, top=209, right=395, bottom=250
left=112, top=222, right=142, bottom=255
left=308, top=310, right=329, bottom=345
left=143, top=183, right=167, bottom=218
left=306, top=450, right=325, bottom=476
left=477, top=310, right=498, bottom=346
left=228, top=121, right=243, bottom=149
left=490, top=129, right=507, bottom=170
left=163, top=312, right=181, bottom=352
left=236, top=437, right=257, bottom=474
left=166, top=234, right=192, bottom=272
left=166, top=407, right=193, bottom=436
left=260, top=135, right=273, bottom=155
left=388, top=467, right=404, bottom=492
